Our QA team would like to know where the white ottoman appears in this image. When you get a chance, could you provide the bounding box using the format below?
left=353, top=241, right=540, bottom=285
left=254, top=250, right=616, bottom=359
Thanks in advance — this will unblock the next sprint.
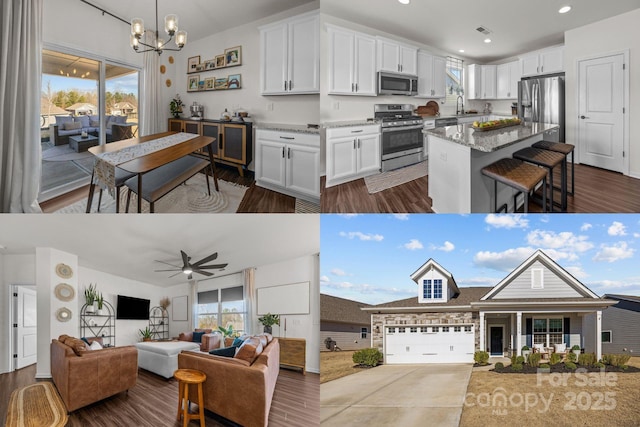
left=135, top=341, right=201, bottom=378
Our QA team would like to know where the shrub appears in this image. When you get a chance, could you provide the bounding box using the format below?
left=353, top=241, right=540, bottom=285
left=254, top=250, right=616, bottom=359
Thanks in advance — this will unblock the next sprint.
left=571, top=345, right=581, bottom=351
left=511, top=355, right=518, bottom=366
left=567, top=352, right=577, bottom=363
left=352, top=348, right=383, bottom=367
left=565, top=362, right=577, bottom=370
left=621, top=364, right=629, bottom=370
left=539, top=363, right=550, bottom=369
left=511, top=363, right=523, bottom=372
left=578, top=353, right=597, bottom=367
left=528, top=352, right=542, bottom=367
left=516, top=355, right=525, bottom=365
left=521, top=345, right=530, bottom=351
left=495, top=362, right=504, bottom=369
left=595, top=362, right=605, bottom=369
left=549, top=352, right=562, bottom=366
left=602, top=354, right=631, bottom=367
left=474, top=351, right=490, bottom=365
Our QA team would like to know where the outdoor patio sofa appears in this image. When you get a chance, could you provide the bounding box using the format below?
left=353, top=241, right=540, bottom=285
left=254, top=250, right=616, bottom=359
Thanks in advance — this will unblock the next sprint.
left=50, top=114, right=130, bottom=146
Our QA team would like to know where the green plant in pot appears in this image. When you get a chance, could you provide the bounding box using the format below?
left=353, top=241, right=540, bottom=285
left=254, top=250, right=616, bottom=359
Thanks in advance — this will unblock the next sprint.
left=84, top=283, right=97, bottom=313
left=170, top=94, right=184, bottom=119
left=96, top=293, right=105, bottom=315
left=139, top=327, right=153, bottom=341
left=258, top=313, right=280, bottom=334
left=571, top=344, right=581, bottom=359
left=218, top=324, right=236, bottom=338
left=521, top=345, right=531, bottom=362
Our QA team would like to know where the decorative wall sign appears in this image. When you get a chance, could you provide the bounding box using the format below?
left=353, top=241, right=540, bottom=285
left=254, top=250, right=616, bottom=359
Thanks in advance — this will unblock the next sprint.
left=172, top=295, right=188, bottom=321
left=54, top=283, right=75, bottom=302
left=56, top=307, right=72, bottom=322
left=55, top=263, right=73, bottom=279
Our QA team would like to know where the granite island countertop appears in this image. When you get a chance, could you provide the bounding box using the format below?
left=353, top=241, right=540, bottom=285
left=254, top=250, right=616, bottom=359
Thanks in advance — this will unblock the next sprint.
left=322, top=119, right=379, bottom=128
left=424, top=122, right=558, bottom=153
left=254, top=123, right=320, bottom=135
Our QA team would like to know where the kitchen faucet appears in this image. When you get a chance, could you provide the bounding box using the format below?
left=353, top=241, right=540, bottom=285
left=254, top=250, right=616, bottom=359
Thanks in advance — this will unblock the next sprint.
left=456, top=95, right=465, bottom=115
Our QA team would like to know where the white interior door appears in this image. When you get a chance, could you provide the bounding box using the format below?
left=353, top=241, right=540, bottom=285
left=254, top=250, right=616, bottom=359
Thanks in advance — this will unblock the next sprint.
left=578, top=54, right=624, bottom=172
left=15, top=286, right=37, bottom=369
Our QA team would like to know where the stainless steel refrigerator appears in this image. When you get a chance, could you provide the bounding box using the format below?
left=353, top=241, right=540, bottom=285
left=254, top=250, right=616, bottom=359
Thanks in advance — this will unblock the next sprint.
left=518, top=74, right=565, bottom=142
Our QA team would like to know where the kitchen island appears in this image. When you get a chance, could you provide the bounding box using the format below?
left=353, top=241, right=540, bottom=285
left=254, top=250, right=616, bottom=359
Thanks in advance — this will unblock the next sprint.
left=425, top=122, right=559, bottom=213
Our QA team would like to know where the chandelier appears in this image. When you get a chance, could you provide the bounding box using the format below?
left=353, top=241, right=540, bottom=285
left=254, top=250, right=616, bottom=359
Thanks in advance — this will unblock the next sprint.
left=129, top=0, right=187, bottom=55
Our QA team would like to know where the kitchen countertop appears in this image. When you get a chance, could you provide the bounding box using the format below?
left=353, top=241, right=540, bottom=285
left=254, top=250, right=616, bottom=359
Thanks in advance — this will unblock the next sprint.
left=323, top=119, right=379, bottom=128
left=424, top=122, right=558, bottom=153
left=254, top=123, right=320, bottom=135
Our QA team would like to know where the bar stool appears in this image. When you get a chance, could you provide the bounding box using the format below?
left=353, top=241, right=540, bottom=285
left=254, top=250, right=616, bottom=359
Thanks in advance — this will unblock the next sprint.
left=174, top=368, right=206, bottom=427
left=532, top=140, right=575, bottom=195
left=481, top=158, right=548, bottom=213
left=513, top=147, right=567, bottom=212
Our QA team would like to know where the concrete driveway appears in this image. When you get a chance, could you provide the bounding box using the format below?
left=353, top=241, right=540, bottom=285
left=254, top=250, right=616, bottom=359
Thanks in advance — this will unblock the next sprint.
left=321, top=364, right=473, bottom=427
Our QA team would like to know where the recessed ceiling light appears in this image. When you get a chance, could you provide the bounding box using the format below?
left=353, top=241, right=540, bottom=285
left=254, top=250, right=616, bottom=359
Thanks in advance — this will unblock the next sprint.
left=559, top=5, right=572, bottom=13
left=398, top=0, right=410, bottom=4
left=459, top=49, right=465, bottom=53
left=484, top=38, right=492, bottom=43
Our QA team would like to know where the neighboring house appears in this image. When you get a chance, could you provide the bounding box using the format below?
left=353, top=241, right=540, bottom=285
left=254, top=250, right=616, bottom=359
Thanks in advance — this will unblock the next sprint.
left=362, top=250, right=617, bottom=364
left=65, top=102, right=97, bottom=115
left=583, top=294, right=640, bottom=355
left=321, top=294, right=370, bottom=351
left=111, top=102, right=137, bottom=117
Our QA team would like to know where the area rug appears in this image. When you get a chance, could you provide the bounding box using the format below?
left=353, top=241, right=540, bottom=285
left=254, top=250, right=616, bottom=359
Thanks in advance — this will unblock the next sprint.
left=5, top=382, right=68, bottom=427
left=54, top=175, right=248, bottom=213
left=42, top=144, right=93, bottom=162
left=295, top=198, right=320, bottom=213
left=364, top=161, right=428, bottom=194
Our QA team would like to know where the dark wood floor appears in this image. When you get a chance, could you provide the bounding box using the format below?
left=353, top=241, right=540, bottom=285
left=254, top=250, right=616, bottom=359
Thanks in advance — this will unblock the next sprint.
left=40, top=164, right=297, bottom=213
left=321, top=163, right=640, bottom=213
left=0, top=364, right=319, bottom=427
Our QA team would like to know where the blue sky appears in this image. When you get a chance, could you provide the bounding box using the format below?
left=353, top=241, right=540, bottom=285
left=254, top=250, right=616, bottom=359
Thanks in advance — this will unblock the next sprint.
left=320, top=214, right=640, bottom=305
left=42, top=73, right=139, bottom=95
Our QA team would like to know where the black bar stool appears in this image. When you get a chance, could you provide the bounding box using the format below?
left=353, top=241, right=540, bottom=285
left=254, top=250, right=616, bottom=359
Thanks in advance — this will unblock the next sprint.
left=513, top=147, right=567, bottom=212
left=532, top=140, right=575, bottom=196
left=482, top=158, right=548, bottom=213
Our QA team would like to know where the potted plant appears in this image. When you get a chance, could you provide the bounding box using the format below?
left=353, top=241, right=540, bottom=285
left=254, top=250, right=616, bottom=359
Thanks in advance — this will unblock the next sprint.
left=96, top=293, right=105, bottom=315
left=84, top=283, right=97, bottom=313
left=571, top=345, right=581, bottom=358
left=521, top=345, right=531, bottom=362
left=258, top=313, right=280, bottom=334
left=218, top=324, right=236, bottom=339
left=139, top=327, right=153, bottom=342
left=169, top=94, right=184, bottom=119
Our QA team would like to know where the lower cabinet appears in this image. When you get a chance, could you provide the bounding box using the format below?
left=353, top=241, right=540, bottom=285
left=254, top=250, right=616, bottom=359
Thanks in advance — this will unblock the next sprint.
left=255, top=130, right=320, bottom=202
left=278, top=337, right=306, bottom=375
left=326, top=124, right=381, bottom=187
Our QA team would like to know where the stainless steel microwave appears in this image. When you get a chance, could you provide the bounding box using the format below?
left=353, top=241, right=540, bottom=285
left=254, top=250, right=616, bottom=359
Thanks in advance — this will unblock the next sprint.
left=377, top=72, right=418, bottom=96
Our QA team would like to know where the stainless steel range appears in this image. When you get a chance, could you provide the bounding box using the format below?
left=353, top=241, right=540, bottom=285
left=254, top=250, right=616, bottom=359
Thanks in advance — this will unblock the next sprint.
left=375, top=104, right=424, bottom=172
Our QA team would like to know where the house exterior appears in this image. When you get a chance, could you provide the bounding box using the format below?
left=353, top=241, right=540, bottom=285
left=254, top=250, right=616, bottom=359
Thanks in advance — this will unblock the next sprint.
left=363, top=251, right=617, bottom=364
left=321, top=294, right=371, bottom=351
left=583, top=294, right=640, bottom=355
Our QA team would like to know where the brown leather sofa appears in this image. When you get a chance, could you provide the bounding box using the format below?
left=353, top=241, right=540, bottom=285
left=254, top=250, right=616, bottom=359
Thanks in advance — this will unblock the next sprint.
left=178, top=329, right=222, bottom=352
left=178, top=337, right=280, bottom=427
left=50, top=335, right=138, bottom=412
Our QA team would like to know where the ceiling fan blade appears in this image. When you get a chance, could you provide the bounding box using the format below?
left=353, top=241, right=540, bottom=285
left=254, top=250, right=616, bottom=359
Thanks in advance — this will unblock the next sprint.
left=180, top=250, right=190, bottom=268
left=155, top=260, right=182, bottom=268
left=154, top=269, right=181, bottom=272
left=193, top=269, right=214, bottom=277
left=168, top=271, right=183, bottom=278
left=197, top=263, right=228, bottom=270
left=192, top=252, right=218, bottom=267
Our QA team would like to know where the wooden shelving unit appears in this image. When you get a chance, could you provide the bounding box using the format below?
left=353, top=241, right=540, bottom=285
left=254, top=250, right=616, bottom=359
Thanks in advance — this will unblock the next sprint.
left=278, top=337, right=306, bottom=375
left=79, top=301, right=115, bottom=347
left=149, top=306, right=169, bottom=340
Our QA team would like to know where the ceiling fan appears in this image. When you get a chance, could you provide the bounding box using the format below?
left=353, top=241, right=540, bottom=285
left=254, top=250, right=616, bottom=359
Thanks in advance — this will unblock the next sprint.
left=155, top=250, right=228, bottom=279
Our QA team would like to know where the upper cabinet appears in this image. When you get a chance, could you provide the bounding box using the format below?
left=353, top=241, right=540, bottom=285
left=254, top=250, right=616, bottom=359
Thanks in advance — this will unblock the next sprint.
left=496, top=60, right=520, bottom=99
left=519, top=46, right=564, bottom=77
left=327, top=25, right=377, bottom=96
left=376, top=36, right=418, bottom=75
left=260, top=11, right=319, bottom=95
left=415, top=51, right=446, bottom=98
left=481, top=65, right=496, bottom=99
left=467, top=64, right=495, bottom=99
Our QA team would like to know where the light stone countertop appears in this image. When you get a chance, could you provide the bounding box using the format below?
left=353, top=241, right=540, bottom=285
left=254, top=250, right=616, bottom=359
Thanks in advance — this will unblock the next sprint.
left=424, top=122, right=558, bottom=153
left=254, top=123, right=320, bottom=135
left=322, top=119, right=380, bottom=128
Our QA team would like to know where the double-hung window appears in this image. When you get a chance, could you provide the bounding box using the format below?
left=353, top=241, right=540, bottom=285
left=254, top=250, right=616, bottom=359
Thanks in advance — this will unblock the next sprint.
left=197, top=285, right=246, bottom=334
left=423, top=279, right=432, bottom=299
left=533, top=318, right=563, bottom=346
left=433, top=279, right=443, bottom=299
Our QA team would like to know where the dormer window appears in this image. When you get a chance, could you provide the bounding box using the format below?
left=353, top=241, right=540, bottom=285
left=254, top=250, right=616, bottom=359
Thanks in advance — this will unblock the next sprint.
left=433, top=280, right=443, bottom=298
left=423, top=279, right=443, bottom=299
left=423, top=279, right=432, bottom=298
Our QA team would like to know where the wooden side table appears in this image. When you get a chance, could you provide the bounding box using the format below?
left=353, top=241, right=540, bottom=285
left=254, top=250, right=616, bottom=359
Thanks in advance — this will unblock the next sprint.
left=174, top=369, right=206, bottom=427
left=278, top=337, right=306, bottom=375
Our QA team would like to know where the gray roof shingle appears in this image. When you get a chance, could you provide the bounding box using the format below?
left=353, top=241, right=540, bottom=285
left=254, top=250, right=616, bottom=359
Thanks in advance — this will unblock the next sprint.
left=321, top=294, right=371, bottom=325
left=371, top=287, right=494, bottom=308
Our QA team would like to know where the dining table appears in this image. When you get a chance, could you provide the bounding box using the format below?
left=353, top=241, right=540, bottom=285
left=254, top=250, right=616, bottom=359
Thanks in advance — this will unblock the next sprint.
left=86, top=131, right=218, bottom=213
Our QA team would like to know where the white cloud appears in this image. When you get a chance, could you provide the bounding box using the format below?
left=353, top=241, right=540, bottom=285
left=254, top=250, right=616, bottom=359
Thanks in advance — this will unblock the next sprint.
left=431, top=241, right=455, bottom=252
left=485, top=214, right=529, bottom=229
left=338, top=214, right=359, bottom=219
left=635, top=233, right=640, bottom=238
left=539, top=215, right=550, bottom=223
left=330, top=268, right=347, bottom=276
left=580, top=223, right=593, bottom=231
left=339, top=231, right=384, bottom=241
left=320, top=275, right=330, bottom=283
left=393, top=214, right=409, bottom=220
left=564, top=266, right=589, bottom=279
left=456, top=277, right=500, bottom=287
left=404, top=239, right=424, bottom=250
left=593, top=242, right=634, bottom=263
left=320, top=279, right=415, bottom=304
left=608, top=221, right=627, bottom=236
left=473, top=247, right=536, bottom=271
left=526, top=230, right=594, bottom=254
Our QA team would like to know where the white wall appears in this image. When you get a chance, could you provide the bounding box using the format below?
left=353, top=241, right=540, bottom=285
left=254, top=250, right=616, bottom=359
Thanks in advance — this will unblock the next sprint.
left=255, top=254, right=319, bottom=374
left=162, top=1, right=320, bottom=128
left=564, top=8, right=640, bottom=178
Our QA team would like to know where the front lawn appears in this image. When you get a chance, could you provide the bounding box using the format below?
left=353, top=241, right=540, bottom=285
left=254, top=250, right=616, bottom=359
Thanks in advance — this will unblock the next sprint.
left=320, top=350, right=362, bottom=384
left=460, top=357, right=640, bottom=426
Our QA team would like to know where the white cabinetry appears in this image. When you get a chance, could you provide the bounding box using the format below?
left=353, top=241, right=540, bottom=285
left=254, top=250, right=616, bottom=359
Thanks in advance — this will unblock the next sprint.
left=481, top=65, right=496, bottom=99
left=327, top=25, right=376, bottom=96
left=376, top=37, right=418, bottom=75
left=467, top=64, right=497, bottom=99
left=326, top=124, right=381, bottom=187
left=497, top=61, right=520, bottom=99
left=256, top=130, right=320, bottom=201
left=519, top=46, right=564, bottom=77
left=259, top=11, right=319, bottom=95
left=416, top=51, right=446, bottom=98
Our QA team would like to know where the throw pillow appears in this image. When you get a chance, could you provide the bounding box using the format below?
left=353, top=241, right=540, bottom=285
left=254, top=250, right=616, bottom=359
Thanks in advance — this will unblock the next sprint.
left=80, top=337, right=90, bottom=345
left=262, top=332, right=273, bottom=343
left=253, top=335, right=268, bottom=347
left=55, top=116, right=73, bottom=127
left=89, top=120, right=100, bottom=127
left=232, top=337, right=246, bottom=347
left=115, top=115, right=127, bottom=124
left=195, top=328, right=213, bottom=334
left=234, top=337, right=263, bottom=364
left=67, top=337, right=89, bottom=356
left=76, top=115, right=90, bottom=128
left=90, top=341, right=103, bottom=350
left=63, top=121, right=82, bottom=131
left=192, top=331, right=205, bottom=343
left=209, top=346, right=237, bottom=357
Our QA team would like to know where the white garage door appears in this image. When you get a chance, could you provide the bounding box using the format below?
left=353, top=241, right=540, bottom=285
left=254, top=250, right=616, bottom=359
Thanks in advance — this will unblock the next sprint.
left=385, top=325, right=475, bottom=364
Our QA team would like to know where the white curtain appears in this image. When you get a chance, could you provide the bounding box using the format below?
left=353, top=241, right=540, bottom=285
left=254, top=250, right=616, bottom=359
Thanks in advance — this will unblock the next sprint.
left=189, top=278, right=198, bottom=329
left=140, top=34, right=162, bottom=137
left=243, top=268, right=256, bottom=335
left=0, top=0, right=43, bottom=212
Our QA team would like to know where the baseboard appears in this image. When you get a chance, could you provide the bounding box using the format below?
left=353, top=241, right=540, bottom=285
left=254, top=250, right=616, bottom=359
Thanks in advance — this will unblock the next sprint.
left=629, top=171, right=640, bottom=180
left=35, top=373, right=52, bottom=379
left=306, top=368, right=319, bottom=374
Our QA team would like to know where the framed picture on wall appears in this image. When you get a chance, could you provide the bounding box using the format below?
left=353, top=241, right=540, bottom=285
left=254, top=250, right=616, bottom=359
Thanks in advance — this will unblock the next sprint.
left=215, top=54, right=225, bottom=68
left=214, top=77, right=228, bottom=90
left=188, top=55, right=200, bottom=73
left=172, top=296, right=188, bottom=321
left=225, top=46, right=242, bottom=67
left=205, top=60, right=215, bottom=70
left=188, top=75, right=199, bottom=91
left=227, top=74, right=241, bottom=89
left=205, top=78, right=214, bottom=90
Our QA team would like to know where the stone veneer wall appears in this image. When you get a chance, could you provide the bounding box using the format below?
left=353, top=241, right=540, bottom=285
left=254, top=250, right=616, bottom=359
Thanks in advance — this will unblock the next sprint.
left=371, top=311, right=479, bottom=353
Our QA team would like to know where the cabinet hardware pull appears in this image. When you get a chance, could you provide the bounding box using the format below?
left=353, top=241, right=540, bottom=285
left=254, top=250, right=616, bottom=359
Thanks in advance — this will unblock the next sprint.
left=289, top=80, right=292, bottom=90
left=541, top=65, right=544, bottom=73
left=352, top=83, right=354, bottom=92
left=353, top=140, right=356, bottom=149
left=351, top=130, right=363, bottom=133
left=357, top=139, right=361, bottom=149
left=284, top=80, right=288, bottom=91
left=287, top=147, right=291, bottom=159
left=355, top=83, right=358, bottom=92
left=282, top=147, right=285, bottom=158
left=279, top=136, right=295, bottom=140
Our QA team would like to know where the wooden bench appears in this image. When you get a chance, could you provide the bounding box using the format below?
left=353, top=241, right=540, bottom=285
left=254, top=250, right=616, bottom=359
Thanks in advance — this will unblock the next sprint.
left=124, top=155, right=218, bottom=213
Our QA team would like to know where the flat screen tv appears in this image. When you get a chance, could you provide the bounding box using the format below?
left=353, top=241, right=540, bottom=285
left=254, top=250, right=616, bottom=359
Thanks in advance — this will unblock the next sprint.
left=116, top=295, right=150, bottom=320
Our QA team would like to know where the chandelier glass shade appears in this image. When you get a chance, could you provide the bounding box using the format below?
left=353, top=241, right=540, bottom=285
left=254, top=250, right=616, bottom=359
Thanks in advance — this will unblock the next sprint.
left=129, top=1, right=187, bottom=55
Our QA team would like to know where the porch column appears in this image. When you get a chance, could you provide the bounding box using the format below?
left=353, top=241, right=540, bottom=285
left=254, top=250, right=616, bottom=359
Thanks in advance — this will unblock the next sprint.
left=516, top=311, right=522, bottom=356
left=479, top=312, right=485, bottom=352
left=596, top=310, right=602, bottom=361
